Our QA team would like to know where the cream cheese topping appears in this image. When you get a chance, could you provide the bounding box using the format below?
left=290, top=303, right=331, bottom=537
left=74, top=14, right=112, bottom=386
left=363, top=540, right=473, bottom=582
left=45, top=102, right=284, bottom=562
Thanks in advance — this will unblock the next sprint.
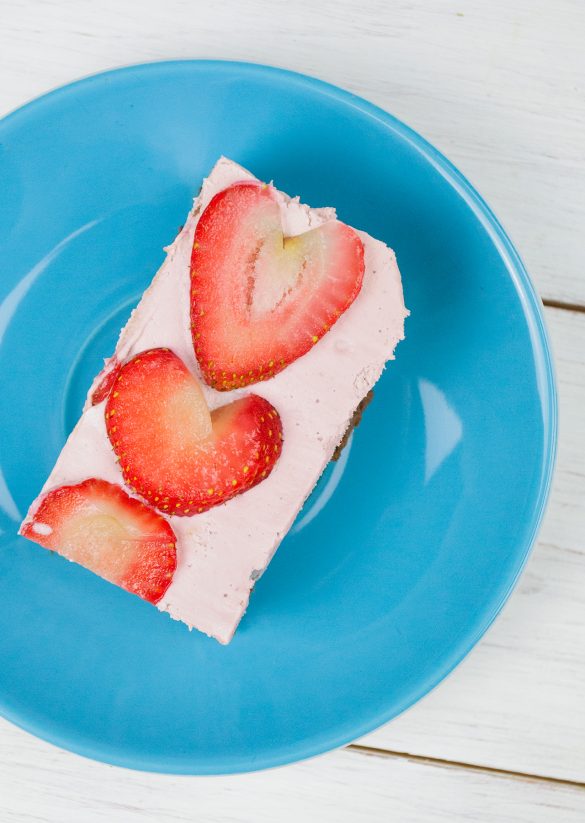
left=21, top=158, right=408, bottom=643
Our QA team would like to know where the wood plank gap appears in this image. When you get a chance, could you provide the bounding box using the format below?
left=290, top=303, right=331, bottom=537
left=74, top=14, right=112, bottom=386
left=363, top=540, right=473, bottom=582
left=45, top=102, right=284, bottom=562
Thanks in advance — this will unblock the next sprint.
left=347, top=744, right=585, bottom=790
left=543, top=298, right=585, bottom=314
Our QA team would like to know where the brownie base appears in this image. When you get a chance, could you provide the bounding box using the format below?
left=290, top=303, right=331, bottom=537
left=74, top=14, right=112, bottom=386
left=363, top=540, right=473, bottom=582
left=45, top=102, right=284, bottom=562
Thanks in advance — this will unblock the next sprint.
left=331, top=390, right=374, bottom=462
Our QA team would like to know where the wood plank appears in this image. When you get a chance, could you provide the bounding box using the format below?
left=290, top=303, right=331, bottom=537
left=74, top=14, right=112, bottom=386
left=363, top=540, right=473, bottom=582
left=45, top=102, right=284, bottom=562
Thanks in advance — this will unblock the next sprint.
left=363, top=306, right=585, bottom=782
left=0, top=0, right=584, bottom=304
left=0, top=721, right=584, bottom=823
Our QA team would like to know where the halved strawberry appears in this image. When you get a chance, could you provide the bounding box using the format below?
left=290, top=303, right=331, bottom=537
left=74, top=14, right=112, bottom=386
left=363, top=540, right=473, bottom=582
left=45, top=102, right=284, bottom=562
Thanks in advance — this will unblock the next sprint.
left=191, top=181, right=365, bottom=390
left=91, top=358, right=121, bottom=405
left=105, top=348, right=283, bottom=515
left=21, top=478, right=177, bottom=604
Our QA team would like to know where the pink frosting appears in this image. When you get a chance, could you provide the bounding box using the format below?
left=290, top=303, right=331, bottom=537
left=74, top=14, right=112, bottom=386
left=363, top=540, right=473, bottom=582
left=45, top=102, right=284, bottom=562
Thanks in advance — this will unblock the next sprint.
left=21, top=158, right=408, bottom=643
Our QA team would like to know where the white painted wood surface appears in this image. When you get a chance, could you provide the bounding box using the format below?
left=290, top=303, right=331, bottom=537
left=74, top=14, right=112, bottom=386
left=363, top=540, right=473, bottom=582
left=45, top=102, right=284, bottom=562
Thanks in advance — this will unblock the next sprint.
left=1, top=1, right=585, bottom=820
left=1, top=726, right=584, bottom=823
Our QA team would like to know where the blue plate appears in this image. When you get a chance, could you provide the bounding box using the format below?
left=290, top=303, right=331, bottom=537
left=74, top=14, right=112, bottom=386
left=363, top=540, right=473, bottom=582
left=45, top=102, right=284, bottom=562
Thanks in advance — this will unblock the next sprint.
left=0, top=61, right=556, bottom=774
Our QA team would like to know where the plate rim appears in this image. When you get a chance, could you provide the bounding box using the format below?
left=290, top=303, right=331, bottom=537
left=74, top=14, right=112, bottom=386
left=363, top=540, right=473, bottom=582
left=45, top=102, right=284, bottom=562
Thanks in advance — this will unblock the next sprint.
left=0, top=59, right=558, bottom=774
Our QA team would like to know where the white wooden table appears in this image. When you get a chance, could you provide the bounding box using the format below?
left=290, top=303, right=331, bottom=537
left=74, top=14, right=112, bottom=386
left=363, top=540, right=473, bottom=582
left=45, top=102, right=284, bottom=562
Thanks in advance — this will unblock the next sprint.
left=2, top=1, right=584, bottom=820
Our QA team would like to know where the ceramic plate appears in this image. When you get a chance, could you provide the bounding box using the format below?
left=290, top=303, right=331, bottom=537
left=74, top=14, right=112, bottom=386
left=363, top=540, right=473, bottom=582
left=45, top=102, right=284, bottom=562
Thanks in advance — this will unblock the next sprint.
left=0, top=61, right=556, bottom=773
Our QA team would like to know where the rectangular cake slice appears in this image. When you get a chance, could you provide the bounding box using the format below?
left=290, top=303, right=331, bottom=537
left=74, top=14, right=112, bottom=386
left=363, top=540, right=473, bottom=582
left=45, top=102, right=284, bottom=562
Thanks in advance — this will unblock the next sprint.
left=20, top=157, right=407, bottom=643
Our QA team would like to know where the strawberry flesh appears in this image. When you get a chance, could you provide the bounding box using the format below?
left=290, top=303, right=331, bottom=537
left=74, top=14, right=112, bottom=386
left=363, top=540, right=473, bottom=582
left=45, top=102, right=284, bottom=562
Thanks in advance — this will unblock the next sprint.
left=21, top=478, right=177, bottom=604
left=91, top=359, right=121, bottom=405
left=105, top=348, right=283, bottom=515
left=191, top=181, right=365, bottom=390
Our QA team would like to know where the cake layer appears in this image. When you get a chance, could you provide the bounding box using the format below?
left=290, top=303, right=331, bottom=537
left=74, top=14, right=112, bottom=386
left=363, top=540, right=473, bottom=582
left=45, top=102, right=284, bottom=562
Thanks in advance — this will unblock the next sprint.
left=21, top=158, right=407, bottom=643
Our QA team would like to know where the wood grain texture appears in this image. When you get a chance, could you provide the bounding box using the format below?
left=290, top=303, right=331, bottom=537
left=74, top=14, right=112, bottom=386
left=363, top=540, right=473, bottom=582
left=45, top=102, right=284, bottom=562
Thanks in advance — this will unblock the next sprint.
left=1, top=0, right=584, bottom=305
left=362, top=306, right=585, bottom=782
left=0, top=725, right=584, bottom=823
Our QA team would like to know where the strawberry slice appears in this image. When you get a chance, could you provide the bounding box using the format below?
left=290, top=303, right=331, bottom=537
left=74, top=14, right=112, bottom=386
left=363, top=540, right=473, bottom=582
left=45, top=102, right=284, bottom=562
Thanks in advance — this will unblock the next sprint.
left=191, top=181, right=365, bottom=390
left=91, top=358, right=121, bottom=405
left=105, top=348, right=283, bottom=515
left=21, top=479, right=177, bottom=604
